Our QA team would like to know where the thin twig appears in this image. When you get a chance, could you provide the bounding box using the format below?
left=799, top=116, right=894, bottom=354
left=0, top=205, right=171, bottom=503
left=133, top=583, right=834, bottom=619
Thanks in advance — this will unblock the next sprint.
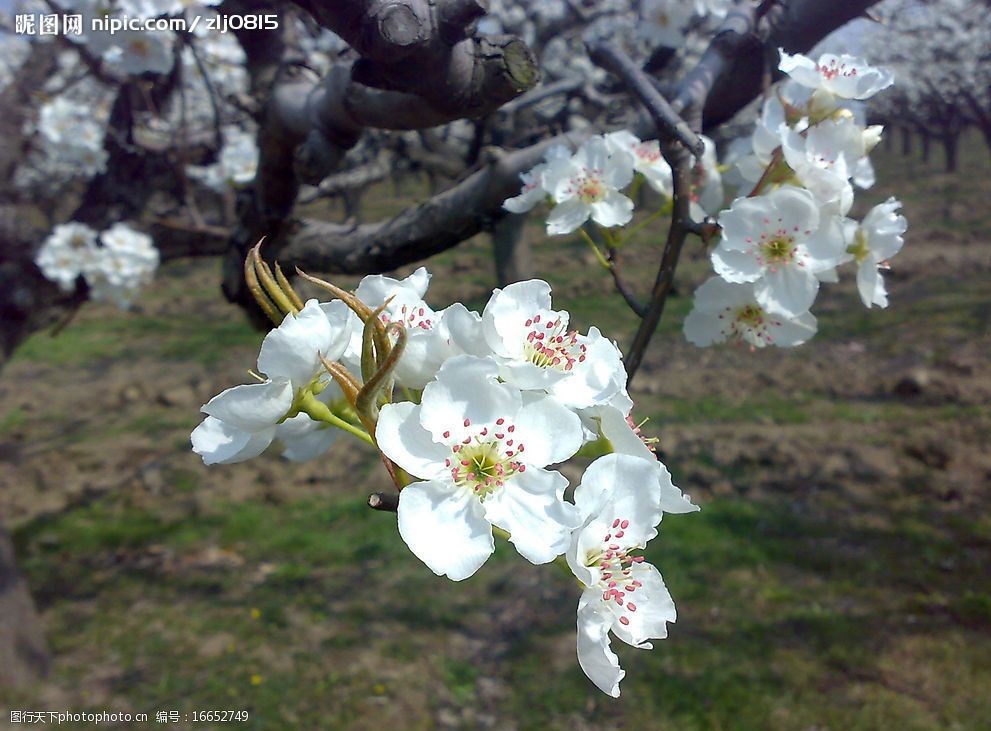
left=368, top=492, right=399, bottom=512
left=624, top=145, right=694, bottom=382
left=606, top=247, right=646, bottom=317
left=588, top=42, right=704, bottom=158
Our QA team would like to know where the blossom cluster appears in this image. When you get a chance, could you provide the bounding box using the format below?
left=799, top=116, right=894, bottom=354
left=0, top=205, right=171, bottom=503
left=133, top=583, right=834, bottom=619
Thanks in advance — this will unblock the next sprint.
left=684, top=50, right=908, bottom=349
left=187, top=125, right=259, bottom=192
left=35, top=222, right=159, bottom=308
left=36, top=96, right=109, bottom=177
left=504, top=130, right=721, bottom=236
left=191, top=263, right=698, bottom=697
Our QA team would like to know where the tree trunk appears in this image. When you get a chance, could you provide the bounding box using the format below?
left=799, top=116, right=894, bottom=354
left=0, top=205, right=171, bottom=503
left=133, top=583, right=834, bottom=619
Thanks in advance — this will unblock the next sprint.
left=942, top=134, right=959, bottom=173
left=0, top=523, right=50, bottom=688
left=883, top=128, right=894, bottom=151
left=921, top=134, right=931, bottom=163
left=491, top=214, right=532, bottom=286
left=900, top=127, right=912, bottom=156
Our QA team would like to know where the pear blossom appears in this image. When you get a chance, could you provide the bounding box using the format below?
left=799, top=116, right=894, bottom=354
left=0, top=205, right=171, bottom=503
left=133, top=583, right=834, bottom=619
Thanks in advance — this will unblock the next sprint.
left=604, top=130, right=673, bottom=197
left=187, top=125, right=258, bottom=191
left=376, top=356, right=584, bottom=580
left=191, top=300, right=353, bottom=465
left=689, top=136, right=724, bottom=221
left=568, top=454, right=697, bottom=696
left=684, top=277, right=817, bottom=348
left=637, top=0, right=693, bottom=49
left=449, top=280, right=628, bottom=411
left=780, top=116, right=873, bottom=212
left=778, top=50, right=894, bottom=109
left=541, top=137, right=635, bottom=235
left=35, top=223, right=100, bottom=291
left=342, top=267, right=453, bottom=389
left=102, top=30, right=176, bottom=76
left=843, top=198, right=907, bottom=309
left=36, top=96, right=108, bottom=176
left=502, top=144, right=571, bottom=214
left=580, top=391, right=659, bottom=461
left=711, top=186, right=844, bottom=318
left=84, top=223, right=160, bottom=308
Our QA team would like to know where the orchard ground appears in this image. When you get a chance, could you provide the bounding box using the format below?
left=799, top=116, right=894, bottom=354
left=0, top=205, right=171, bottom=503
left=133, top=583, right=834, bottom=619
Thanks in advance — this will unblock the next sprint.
left=1, top=134, right=989, bottom=730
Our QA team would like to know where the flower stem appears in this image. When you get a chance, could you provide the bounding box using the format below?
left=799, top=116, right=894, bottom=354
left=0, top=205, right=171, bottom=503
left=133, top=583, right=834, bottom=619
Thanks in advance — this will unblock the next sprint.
left=298, top=392, right=375, bottom=445
left=579, top=227, right=612, bottom=270
left=616, top=207, right=666, bottom=247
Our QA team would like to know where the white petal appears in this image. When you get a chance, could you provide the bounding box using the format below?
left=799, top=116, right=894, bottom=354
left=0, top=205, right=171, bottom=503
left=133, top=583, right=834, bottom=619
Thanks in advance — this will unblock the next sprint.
left=275, top=413, right=337, bottom=462
left=768, top=310, right=818, bottom=347
left=482, top=280, right=554, bottom=359
left=483, top=468, right=580, bottom=564
left=754, top=265, right=818, bottom=318
left=589, top=192, right=634, bottom=228
left=573, top=454, right=664, bottom=539
left=439, top=303, right=489, bottom=357
left=376, top=401, right=450, bottom=481
left=598, top=405, right=655, bottom=461
left=655, top=459, right=699, bottom=514
left=201, top=380, right=293, bottom=432
left=546, top=198, right=591, bottom=235
left=512, top=395, right=583, bottom=467
left=397, top=480, right=494, bottom=581
left=711, top=246, right=762, bottom=283
left=609, top=563, right=676, bottom=649
left=683, top=308, right=726, bottom=347
left=419, top=356, right=521, bottom=442
left=257, top=300, right=335, bottom=386
left=856, top=259, right=888, bottom=308
left=191, top=416, right=274, bottom=465
left=577, top=594, right=624, bottom=697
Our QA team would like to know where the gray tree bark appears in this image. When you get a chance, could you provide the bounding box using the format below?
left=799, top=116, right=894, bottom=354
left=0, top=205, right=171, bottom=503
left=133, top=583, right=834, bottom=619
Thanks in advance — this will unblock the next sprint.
left=491, top=213, right=531, bottom=286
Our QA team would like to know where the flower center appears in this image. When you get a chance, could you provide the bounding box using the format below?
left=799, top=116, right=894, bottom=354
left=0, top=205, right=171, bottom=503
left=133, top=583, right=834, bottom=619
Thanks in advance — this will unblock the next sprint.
left=715, top=303, right=784, bottom=349
left=757, top=233, right=796, bottom=266
left=815, top=60, right=858, bottom=81
left=584, top=516, right=647, bottom=627
left=445, top=419, right=525, bottom=498
left=380, top=303, right=433, bottom=331
left=522, top=313, right=586, bottom=371
left=845, top=228, right=869, bottom=264
left=572, top=172, right=607, bottom=204
left=634, top=144, right=662, bottom=164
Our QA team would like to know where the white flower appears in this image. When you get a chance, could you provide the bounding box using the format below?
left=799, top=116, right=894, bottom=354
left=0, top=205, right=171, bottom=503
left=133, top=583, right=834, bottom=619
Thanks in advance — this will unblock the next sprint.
left=376, top=355, right=584, bottom=580
left=780, top=116, right=867, bottom=212
left=502, top=143, right=571, bottom=214
left=567, top=454, right=698, bottom=697
left=580, top=392, right=658, bottom=461
left=604, top=130, right=673, bottom=197
left=542, top=137, right=635, bottom=235
left=84, top=223, right=159, bottom=308
left=341, top=267, right=453, bottom=389
left=779, top=50, right=894, bottom=101
left=102, top=30, right=175, bottom=76
left=711, top=186, right=843, bottom=317
left=453, top=280, right=628, bottom=410
left=188, top=125, right=258, bottom=190
left=690, top=135, right=724, bottom=220
left=778, top=50, right=893, bottom=117
left=191, top=300, right=353, bottom=465
left=843, top=198, right=907, bottom=309
left=638, top=0, right=693, bottom=49
left=694, top=0, right=731, bottom=19
left=36, top=97, right=108, bottom=176
left=35, top=222, right=100, bottom=291
left=684, top=277, right=817, bottom=348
